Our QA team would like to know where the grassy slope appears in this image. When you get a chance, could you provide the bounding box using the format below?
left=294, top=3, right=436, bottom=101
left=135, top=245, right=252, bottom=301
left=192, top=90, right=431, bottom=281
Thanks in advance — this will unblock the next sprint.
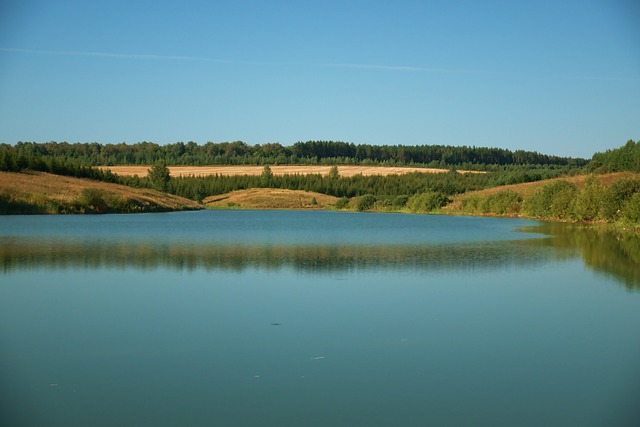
left=442, top=172, right=640, bottom=215
left=204, top=188, right=339, bottom=210
left=0, top=171, right=201, bottom=214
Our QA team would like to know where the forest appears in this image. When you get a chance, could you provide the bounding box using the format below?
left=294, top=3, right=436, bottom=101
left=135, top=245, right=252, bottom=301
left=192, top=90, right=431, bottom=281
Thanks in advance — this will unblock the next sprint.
left=1, top=140, right=587, bottom=169
left=588, top=140, right=640, bottom=173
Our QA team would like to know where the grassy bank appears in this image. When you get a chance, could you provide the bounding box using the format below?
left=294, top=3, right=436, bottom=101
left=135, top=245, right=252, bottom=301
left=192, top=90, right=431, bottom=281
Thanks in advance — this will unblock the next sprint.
left=204, top=188, right=339, bottom=210
left=0, top=171, right=201, bottom=214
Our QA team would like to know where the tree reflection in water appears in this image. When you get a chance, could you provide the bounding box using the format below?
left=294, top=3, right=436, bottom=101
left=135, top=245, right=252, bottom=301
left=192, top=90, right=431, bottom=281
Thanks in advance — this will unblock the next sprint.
left=2, top=225, right=638, bottom=290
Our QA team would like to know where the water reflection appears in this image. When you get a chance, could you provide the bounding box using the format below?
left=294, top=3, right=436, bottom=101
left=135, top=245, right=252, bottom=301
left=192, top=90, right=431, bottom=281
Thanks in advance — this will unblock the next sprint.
left=521, top=223, right=640, bottom=291
left=2, top=220, right=638, bottom=290
left=1, top=237, right=554, bottom=274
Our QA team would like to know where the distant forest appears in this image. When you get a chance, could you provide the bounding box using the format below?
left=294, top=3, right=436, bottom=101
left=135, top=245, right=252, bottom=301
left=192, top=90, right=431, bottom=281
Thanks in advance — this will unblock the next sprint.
left=0, top=140, right=587, bottom=169
left=589, top=140, right=640, bottom=173
left=2, top=140, right=638, bottom=204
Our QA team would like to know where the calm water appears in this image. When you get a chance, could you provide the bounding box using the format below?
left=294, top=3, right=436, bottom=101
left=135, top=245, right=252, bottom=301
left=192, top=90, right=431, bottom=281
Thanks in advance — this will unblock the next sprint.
left=1, top=210, right=639, bottom=426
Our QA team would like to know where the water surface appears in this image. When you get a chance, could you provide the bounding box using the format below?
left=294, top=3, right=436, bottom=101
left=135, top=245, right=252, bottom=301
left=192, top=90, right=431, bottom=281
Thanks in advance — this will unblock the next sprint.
left=1, top=211, right=639, bottom=426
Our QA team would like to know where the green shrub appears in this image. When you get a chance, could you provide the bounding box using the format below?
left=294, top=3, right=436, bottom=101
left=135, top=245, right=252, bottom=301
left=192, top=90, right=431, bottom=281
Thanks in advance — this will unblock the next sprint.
left=524, top=180, right=577, bottom=219
left=377, top=198, right=392, bottom=208
left=622, top=193, right=640, bottom=224
left=601, top=178, right=640, bottom=221
left=485, top=190, right=522, bottom=215
left=572, top=175, right=604, bottom=221
left=75, top=188, right=109, bottom=213
left=335, top=197, right=349, bottom=209
left=356, top=194, right=376, bottom=211
left=461, top=195, right=482, bottom=214
left=392, top=195, right=409, bottom=208
left=406, top=191, right=449, bottom=213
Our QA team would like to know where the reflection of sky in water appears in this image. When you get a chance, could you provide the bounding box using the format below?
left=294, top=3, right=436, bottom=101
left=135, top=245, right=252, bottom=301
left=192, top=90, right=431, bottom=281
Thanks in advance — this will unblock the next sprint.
left=0, top=210, right=543, bottom=246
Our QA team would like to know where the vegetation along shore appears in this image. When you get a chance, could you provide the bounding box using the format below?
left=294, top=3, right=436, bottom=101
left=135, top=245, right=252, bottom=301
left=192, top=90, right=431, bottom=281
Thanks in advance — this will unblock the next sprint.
left=1, top=139, right=639, bottom=231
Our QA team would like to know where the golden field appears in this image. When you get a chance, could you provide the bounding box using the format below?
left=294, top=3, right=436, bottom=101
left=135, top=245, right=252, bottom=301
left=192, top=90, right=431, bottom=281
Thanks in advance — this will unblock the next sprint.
left=98, top=165, right=483, bottom=177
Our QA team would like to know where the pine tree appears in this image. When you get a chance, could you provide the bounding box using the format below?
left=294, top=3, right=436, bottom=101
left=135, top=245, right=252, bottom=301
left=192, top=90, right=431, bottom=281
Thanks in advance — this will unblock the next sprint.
left=148, top=161, right=171, bottom=192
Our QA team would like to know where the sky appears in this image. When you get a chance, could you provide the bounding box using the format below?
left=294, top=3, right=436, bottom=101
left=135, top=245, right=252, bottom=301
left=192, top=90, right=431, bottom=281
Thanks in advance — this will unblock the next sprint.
left=0, top=0, right=639, bottom=159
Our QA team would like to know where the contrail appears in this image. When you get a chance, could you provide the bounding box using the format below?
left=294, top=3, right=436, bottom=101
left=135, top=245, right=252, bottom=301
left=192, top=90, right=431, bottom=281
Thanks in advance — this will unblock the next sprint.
left=1, top=47, right=490, bottom=74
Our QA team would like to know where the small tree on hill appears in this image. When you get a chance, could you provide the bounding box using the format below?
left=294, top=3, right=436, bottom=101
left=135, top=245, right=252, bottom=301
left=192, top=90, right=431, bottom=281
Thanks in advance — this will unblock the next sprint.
left=329, top=165, right=339, bottom=180
left=148, top=161, right=171, bottom=192
left=260, top=164, right=273, bottom=187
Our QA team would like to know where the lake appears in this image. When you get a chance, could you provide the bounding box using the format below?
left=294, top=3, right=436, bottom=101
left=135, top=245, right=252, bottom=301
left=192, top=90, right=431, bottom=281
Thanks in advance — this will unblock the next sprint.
left=1, top=210, right=639, bottom=426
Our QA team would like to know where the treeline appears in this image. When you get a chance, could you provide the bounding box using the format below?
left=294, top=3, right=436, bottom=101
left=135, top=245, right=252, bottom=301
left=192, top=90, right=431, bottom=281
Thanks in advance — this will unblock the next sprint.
left=589, top=140, right=640, bottom=172
left=2, top=140, right=587, bottom=168
left=0, top=144, right=119, bottom=182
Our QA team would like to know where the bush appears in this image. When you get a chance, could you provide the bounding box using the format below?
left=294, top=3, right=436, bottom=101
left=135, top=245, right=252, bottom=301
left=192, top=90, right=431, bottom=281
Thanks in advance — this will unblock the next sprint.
left=335, top=197, right=349, bottom=209
left=485, top=190, right=522, bottom=215
left=601, top=178, right=640, bottom=221
left=461, top=195, right=482, bottom=214
left=524, top=180, right=577, bottom=219
left=377, top=198, right=392, bottom=208
left=356, top=194, right=376, bottom=211
left=75, top=188, right=109, bottom=213
left=572, top=175, right=604, bottom=221
left=406, top=191, right=449, bottom=213
left=392, top=195, right=408, bottom=208
left=622, top=193, right=640, bottom=224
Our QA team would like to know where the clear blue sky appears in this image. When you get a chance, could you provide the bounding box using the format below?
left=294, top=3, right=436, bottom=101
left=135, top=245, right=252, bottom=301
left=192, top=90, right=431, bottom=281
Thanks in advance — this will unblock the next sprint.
left=1, top=0, right=638, bottom=159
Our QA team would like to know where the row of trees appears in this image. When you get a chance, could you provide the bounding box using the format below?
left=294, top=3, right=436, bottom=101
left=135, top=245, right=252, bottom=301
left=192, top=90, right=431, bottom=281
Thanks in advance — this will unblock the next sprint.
left=0, top=144, right=119, bottom=182
left=4, top=140, right=588, bottom=168
left=589, top=140, right=640, bottom=172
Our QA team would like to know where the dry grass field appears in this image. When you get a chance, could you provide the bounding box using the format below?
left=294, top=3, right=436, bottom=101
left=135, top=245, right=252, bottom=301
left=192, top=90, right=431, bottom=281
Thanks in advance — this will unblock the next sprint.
left=98, top=165, right=483, bottom=177
left=0, top=171, right=200, bottom=213
left=204, top=188, right=339, bottom=210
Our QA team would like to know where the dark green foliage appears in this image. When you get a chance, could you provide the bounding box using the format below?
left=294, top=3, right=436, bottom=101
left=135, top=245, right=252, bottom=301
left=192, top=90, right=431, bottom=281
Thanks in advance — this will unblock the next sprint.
left=148, top=161, right=171, bottom=192
left=524, top=180, right=577, bottom=219
left=590, top=140, right=640, bottom=172
left=335, top=197, right=349, bottom=209
left=601, top=178, right=640, bottom=221
left=260, top=165, right=273, bottom=187
left=356, top=194, right=376, bottom=211
left=392, top=195, right=409, bottom=208
left=2, top=140, right=586, bottom=168
left=406, top=192, right=450, bottom=213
